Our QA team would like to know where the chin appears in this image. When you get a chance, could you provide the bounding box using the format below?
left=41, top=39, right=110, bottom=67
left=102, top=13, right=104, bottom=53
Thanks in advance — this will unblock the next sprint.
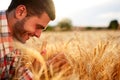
left=21, top=37, right=29, bottom=43
left=17, top=38, right=26, bottom=43
left=19, top=40, right=26, bottom=43
left=22, top=41, right=26, bottom=43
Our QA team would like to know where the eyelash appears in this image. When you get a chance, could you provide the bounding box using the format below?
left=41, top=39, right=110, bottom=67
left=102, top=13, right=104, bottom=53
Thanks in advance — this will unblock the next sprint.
left=36, top=25, right=44, bottom=29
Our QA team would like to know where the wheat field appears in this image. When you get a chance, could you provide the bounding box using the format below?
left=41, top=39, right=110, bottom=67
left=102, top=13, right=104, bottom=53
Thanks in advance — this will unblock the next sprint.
left=14, top=30, right=120, bottom=80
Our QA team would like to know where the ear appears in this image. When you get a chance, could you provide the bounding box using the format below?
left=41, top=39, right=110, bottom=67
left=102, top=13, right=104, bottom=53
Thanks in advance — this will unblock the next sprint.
left=15, top=5, right=27, bottom=20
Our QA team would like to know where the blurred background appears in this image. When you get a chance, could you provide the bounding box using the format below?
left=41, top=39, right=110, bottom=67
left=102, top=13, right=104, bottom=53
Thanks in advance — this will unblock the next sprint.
left=0, top=0, right=120, bottom=31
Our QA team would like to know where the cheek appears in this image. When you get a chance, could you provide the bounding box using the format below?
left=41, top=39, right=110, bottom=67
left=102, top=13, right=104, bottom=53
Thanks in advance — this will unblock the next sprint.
left=24, top=21, right=36, bottom=33
left=13, top=21, right=25, bottom=34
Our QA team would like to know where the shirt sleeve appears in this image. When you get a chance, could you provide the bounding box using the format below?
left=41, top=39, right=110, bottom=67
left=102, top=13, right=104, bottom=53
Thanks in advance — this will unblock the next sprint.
left=17, top=66, right=33, bottom=80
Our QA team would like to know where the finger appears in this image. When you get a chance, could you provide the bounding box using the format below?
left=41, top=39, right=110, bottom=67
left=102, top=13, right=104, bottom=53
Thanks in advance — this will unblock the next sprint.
left=52, top=59, right=67, bottom=69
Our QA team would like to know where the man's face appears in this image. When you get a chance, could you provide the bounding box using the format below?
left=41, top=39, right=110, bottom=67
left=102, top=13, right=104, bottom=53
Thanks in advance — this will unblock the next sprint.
left=13, top=12, right=50, bottom=43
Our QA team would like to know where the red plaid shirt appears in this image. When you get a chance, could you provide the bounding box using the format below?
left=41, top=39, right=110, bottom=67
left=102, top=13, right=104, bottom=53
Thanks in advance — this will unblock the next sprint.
left=0, top=11, right=33, bottom=80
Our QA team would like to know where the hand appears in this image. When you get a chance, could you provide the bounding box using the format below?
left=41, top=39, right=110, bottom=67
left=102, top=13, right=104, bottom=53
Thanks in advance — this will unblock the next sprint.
left=41, top=49, right=47, bottom=55
left=47, top=53, right=71, bottom=74
left=32, top=59, right=42, bottom=72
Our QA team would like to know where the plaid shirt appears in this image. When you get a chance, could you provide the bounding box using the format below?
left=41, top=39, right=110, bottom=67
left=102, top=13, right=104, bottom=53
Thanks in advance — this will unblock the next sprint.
left=0, top=11, right=33, bottom=80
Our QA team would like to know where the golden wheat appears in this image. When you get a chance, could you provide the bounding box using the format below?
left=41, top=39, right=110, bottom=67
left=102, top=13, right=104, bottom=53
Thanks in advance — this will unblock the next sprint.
left=14, top=30, right=120, bottom=80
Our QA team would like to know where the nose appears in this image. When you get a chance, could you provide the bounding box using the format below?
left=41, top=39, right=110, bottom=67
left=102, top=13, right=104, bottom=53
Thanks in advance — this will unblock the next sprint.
left=34, top=30, right=42, bottom=38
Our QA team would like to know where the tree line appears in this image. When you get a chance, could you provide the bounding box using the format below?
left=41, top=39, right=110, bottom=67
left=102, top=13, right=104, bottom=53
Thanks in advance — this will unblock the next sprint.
left=45, top=18, right=119, bottom=31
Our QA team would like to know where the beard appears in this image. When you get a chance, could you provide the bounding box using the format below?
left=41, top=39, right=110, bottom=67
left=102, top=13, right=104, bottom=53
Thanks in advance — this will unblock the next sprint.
left=12, top=18, right=28, bottom=43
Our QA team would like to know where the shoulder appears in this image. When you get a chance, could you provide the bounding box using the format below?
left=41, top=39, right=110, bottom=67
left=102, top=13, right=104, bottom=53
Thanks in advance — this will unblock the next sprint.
left=0, top=10, right=7, bottom=32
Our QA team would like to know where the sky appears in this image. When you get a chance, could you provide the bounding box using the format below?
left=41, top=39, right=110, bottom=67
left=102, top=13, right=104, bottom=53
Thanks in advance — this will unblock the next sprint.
left=0, top=0, right=120, bottom=27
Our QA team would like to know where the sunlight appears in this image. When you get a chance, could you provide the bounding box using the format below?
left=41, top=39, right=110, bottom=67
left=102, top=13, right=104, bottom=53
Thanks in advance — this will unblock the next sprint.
left=0, top=0, right=11, bottom=10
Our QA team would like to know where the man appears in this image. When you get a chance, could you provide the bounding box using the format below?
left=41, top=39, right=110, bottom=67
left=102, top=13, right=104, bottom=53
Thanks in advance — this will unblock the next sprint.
left=0, top=0, right=55, bottom=79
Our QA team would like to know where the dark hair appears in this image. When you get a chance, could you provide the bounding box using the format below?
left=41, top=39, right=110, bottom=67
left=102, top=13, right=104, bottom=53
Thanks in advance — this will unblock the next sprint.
left=7, top=0, right=55, bottom=20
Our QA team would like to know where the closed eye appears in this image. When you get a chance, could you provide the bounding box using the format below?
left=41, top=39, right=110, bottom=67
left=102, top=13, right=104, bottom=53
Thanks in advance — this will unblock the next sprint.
left=36, top=24, right=45, bottom=30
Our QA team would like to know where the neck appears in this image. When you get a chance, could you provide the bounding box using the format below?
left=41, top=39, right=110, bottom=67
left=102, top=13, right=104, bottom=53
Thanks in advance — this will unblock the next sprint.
left=6, top=10, right=16, bottom=34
